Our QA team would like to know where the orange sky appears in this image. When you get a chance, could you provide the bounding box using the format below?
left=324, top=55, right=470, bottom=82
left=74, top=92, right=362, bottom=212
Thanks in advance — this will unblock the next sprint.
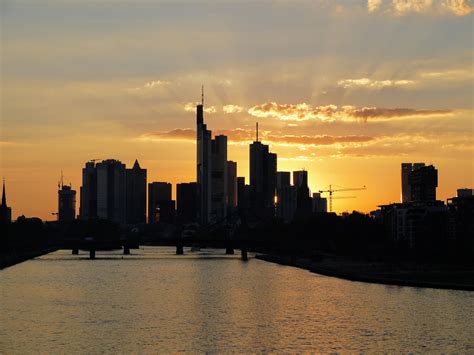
left=1, top=0, right=473, bottom=220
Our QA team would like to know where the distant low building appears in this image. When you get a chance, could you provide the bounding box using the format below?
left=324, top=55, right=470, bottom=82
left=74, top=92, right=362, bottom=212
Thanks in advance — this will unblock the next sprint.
left=312, top=193, right=327, bottom=213
left=447, top=189, right=474, bottom=252
left=148, top=182, right=173, bottom=224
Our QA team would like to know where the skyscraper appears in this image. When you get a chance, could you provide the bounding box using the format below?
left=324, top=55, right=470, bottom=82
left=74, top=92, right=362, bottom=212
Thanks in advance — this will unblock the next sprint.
left=276, top=172, right=290, bottom=219
left=148, top=182, right=173, bottom=223
left=293, top=170, right=312, bottom=217
left=80, top=161, right=97, bottom=219
left=58, top=182, right=76, bottom=223
left=0, top=180, right=12, bottom=224
left=211, top=135, right=228, bottom=220
left=177, top=182, right=197, bottom=223
left=409, top=164, right=438, bottom=202
left=126, top=160, right=147, bottom=225
left=249, top=125, right=277, bottom=218
left=96, top=159, right=126, bottom=224
left=196, top=93, right=212, bottom=225
left=227, top=161, right=237, bottom=210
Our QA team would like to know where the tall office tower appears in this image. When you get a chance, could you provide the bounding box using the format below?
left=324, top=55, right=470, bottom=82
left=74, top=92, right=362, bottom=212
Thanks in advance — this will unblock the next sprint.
left=211, top=135, right=228, bottom=220
left=126, top=159, right=147, bottom=225
left=196, top=93, right=212, bottom=225
left=401, top=163, right=413, bottom=203
left=280, top=185, right=297, bottom=222
left=0, top=180, right=12, bottom=224
left=227, top=161, right=237, bottom=210
left=58, top=182, right=76, bottom=223
left=80, top=161, right=98, bottom=219
left=408, top=164, right=438, bottom=202
left=293, top=170, right=308, bottom=188
left=148, top=182, right=173, bottom=223
left=293, top=170, right=311, bottom=217
left=276, top=172, right=291, bottom=219
left=96, top=159, right=127, bottom=224
left=177, top=182, right=197, bottom=223
left=249, top=125, right=277, bottom=218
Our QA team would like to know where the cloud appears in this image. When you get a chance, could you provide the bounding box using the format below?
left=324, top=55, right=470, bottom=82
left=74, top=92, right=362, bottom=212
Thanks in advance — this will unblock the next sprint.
left=368, top=0, right=383, bottom=12
left=138, top=129, right=375, bottom=148
left=248, top=102, right=452, bottom=122
left=441, top=0, right=473, bottom=15
left=367, top=0, right=473, bottom=15
left=223, top=104, right=244, bottom=113
left=183, top=102, right=216, bottom=114
left=128, top=79, right=170, bottom=91
left=338, top=78, right=416, bottom=89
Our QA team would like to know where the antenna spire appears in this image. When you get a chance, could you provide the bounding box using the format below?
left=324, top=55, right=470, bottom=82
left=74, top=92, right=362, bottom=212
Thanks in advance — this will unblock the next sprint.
left=201, top=85, right=204, bottom=106
left=256, top=122, right=259, bottom=142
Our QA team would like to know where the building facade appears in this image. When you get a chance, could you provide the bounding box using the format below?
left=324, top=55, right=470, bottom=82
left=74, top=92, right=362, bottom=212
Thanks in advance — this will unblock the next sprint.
left=126, top=160, right=147, bottom=225
left=177, top=182, right=197, bottom=223
left=148, top=182, right=173, bottom=224
left=58, top=184, right=76, bottom=223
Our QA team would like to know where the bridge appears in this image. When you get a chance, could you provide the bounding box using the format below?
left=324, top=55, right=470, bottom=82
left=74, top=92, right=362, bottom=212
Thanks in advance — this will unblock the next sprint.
left=59, top=210, right=251, bottom=261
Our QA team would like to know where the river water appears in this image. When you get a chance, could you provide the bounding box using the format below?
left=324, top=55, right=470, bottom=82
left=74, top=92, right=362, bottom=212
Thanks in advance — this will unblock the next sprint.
left=1, top=247, right=473, bottom=353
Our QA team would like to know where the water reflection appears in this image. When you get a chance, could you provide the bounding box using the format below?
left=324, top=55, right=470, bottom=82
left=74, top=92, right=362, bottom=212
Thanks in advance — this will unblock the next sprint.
left=1, top=247, right=473, bottom=352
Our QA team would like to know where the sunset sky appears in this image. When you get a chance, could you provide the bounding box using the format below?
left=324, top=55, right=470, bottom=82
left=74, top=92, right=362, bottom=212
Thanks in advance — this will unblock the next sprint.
left=1, top=0, right=473, bottom=220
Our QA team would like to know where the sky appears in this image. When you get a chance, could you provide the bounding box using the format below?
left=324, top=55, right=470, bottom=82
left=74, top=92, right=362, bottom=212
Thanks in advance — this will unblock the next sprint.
left=1, top=0, right=473, bottom=220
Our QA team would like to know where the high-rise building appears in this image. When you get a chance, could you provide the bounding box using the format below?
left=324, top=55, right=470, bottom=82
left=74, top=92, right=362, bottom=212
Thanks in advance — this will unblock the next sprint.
left=177, top=182, right=197, bottom=223
left=148, top=182, right=173, bottom=224
left=58, top=183, right=76, bottom=223
left=408, top=164, right=437, bottom=202
left=401, top=163, right=413, bottom=203
left=280, top=185, right=297, bottom=222
left=211, top=135, right=228, bottom=220
left=126, top=160, right=147, bottom=225
left=237, top=177, right=250, bottom=211
left=293, top=170, right=311, bottom=217
left=276, top=172, right=290, bottom=219
left=0, top=180, right=12, bottom=224
left=227, top=161, right=237, bottom=210
left=96, top=159, right=127, bottom=224
left=80, top=161, right=97, bottom=219
left=249, top=126, right=277, bottom=218
left=196, top=97, right=212, bottom=225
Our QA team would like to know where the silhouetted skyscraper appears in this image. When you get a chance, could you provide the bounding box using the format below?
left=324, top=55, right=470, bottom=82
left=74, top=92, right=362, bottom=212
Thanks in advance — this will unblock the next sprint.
left=0, top=180, right=12, bottom=224
left=237, top=176, right=250, bottom=211
left=227, top=161, right=237, bottom=210
left=312, top=192, right=328, bottom=213
left=293, top=170, right=312, bottom=217
left=211, top=135, right=228, bottom=220
left=401, top=163, right=414, bottom=203
left=409, top=164, right=437, bottom=202
left=80, top=161, right=97, bottom=220
left=177, top=182, right=197, bottom=223
left=96, top=159, right=126, bottom=224
left=148, top=182, right=173, bottom=224
left=196, top=94, right=212, bottom=225
left=276, top=172, right=290, bottom=219
left=58, top=182, right=76, bottom=223
left=250, top=129, right=277, bottom=218
left=126, top=159, right=147, bottom=225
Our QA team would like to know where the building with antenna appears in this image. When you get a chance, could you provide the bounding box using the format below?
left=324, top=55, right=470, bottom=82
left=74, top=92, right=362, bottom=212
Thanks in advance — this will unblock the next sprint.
left=196, top=87, right=229, bottom=224
left=249, top=122, right=277, bottom=219
left=196, top=87, right=212, bottom=225
left=0, top=180, right=12, bottom=224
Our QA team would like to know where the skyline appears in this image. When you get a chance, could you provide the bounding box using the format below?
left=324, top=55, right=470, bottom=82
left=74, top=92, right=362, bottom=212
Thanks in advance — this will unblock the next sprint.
left=1, top=0, right=473, bottom=220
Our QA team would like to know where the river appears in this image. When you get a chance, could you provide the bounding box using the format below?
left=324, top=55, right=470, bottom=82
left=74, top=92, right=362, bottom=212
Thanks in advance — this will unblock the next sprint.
left=1, top=246, right=473, bottom=352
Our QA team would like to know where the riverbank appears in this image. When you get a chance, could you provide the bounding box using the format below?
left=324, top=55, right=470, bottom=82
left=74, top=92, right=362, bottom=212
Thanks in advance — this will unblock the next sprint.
left=256, top=253, right=474, bottom=291
left=0, top=247, right=58, bottom=270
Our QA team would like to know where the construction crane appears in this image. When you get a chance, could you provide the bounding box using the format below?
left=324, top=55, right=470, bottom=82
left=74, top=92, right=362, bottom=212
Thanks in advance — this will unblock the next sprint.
left=318, top=185, right=367, bottom=212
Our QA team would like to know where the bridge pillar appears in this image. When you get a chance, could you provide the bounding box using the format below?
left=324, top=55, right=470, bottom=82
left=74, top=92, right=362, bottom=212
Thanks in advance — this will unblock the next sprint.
left=241, top=248, right=248, bottom=261
left=123, top=246, right=130, bottom=255
left=226, top=246, right=234, bottom=255
left=72, top=248, right=79, bottom=255
left=89, top=249, right=96, bottom=260
left=176, top=244, right=184, bottom=255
